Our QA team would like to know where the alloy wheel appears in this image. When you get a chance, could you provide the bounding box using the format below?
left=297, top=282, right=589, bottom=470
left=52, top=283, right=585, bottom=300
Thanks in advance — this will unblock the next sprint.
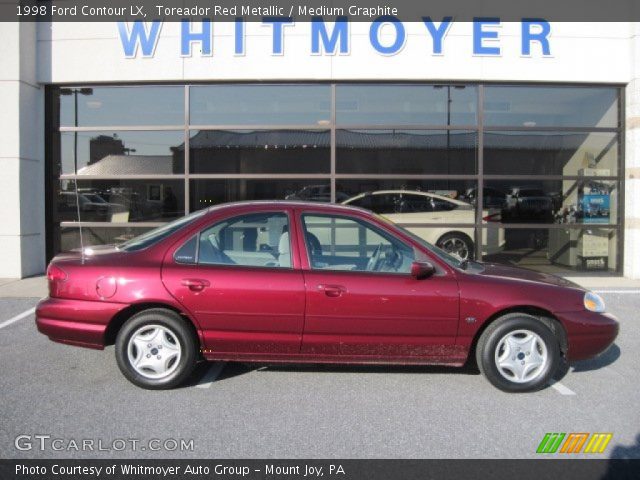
left=440, top=237, right=470, bottom=260
left=127, top=324, right=182, bottom=380
left=494, top=329, right=549, bottom=384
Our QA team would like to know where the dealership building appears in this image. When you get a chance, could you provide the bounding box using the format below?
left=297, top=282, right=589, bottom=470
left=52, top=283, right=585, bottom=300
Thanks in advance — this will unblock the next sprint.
left=1, top=20, right=639, bottom=278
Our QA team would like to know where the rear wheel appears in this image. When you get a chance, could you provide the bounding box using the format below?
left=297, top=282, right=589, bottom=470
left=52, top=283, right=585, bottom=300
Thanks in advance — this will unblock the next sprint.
left=476, top=313, right=560, bottom=392
left=437, top=233, right=474, bottom=261
left=115, top=309, right=198, bottom=389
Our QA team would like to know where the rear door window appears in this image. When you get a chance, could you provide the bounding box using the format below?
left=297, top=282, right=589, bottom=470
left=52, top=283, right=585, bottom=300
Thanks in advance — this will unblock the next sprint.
left=198, top=212, right=292, bottom=268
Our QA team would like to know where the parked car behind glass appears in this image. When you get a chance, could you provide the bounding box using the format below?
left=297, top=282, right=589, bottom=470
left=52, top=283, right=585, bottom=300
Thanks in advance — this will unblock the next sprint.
left=342, top=190, right=504, bottom=260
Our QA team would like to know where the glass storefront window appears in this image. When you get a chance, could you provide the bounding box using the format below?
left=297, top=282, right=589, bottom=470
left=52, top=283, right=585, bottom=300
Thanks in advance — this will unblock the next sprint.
left=189, top=130, right=330, bottom=174
left=56, top=179, right=185, bottom=223
left=60, top=131, right=185, bottom=176
left=336, top=85, right=477, bottom=126
left=483, top=227, right=618, bottom=273
left=484, top=86, right=619, bottom=128
left=483, top=131, right=619, bottom=176
left=58, top=226, right=156, bottom=252
left=189, top=85, right=331, bottom=125
left=484, top=180, right=619, bottom=225
left=47, top=83, right=624, bottom=274
left=336, top=130, right=477, bottom=174
left=190, top=179, right=331, bottom=210
left=59, top=86, right=184, bottom=127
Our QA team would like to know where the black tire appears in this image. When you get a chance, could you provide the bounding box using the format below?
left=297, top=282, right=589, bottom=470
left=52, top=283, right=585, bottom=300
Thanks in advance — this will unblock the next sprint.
left=115, top=308, right=198, bottom=390
left=436, top=232, right=475, bottom=261
left=475, top=313, right=560, bottom=393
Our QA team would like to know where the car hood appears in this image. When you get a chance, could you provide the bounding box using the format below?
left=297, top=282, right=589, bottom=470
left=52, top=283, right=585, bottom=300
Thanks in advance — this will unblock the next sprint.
left=474, top=263, right=583, bottom=290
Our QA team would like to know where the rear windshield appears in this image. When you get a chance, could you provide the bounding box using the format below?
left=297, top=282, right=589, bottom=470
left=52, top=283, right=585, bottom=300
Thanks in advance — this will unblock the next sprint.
left=117, top=210, right=206, bottom=252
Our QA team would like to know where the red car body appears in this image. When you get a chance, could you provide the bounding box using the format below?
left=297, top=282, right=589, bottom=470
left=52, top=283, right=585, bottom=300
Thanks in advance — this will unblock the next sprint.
left=36, top=202, right=618, bottom=368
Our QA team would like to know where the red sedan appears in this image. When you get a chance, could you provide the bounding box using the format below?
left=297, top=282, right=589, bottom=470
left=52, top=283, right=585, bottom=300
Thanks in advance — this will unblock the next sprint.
left=36, top=201, right=619, bottom=392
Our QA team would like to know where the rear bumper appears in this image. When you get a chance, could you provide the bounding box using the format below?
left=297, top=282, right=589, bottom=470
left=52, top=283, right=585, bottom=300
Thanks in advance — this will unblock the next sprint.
left=556, top=310, right=619, bottom=362
left=35, top=297, right=126, bottom=350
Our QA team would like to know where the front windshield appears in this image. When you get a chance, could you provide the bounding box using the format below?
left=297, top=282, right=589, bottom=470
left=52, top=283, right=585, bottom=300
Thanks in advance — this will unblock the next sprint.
left=118, top=210, right=206, bottom=252
left=374, top=214, right=464, bottom=269
left=400, top=227, right=464, bottom=268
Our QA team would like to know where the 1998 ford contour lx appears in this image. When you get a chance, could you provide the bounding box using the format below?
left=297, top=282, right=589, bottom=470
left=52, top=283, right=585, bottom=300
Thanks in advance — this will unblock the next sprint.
left=36, top=201, right=619, bottom=392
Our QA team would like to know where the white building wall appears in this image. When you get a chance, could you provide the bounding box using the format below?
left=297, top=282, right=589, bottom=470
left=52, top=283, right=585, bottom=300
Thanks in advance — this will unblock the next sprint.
left=0, top=23, right=45, bottom=278
left=38, top=22, right=632, bottom=84
left=624, top=24, right=640, bottom=279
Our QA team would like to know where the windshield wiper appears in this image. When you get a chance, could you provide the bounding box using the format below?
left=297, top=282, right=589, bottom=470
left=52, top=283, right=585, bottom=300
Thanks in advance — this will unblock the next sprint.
left=459, top=259, right=469, bottom=270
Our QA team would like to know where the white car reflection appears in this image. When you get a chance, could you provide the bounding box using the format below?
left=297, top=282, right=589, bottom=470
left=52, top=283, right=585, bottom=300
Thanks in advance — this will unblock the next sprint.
left=342, top=190, right=504, bottom=260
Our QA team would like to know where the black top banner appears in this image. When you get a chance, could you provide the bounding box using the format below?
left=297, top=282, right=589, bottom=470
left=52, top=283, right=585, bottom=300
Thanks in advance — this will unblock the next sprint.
left=1, top=0, right=640, bottom=22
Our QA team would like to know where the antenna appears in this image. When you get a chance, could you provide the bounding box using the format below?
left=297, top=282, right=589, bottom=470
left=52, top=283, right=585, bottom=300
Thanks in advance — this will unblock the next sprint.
left=74, top=158, right=85, bottom=264
left=60, top=87, right=93, bottom=264
left=60, top=87, right=93, bottom=263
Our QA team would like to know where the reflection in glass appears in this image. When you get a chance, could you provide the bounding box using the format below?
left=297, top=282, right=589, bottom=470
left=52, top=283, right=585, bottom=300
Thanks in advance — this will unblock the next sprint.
left=189, top=130, right=330, bottom=174
left=483, top=227, right=617, bottom=272
left=483, top=131, right=618, bottom=176
left=56, top=180, right=184, bottom=223
left=48, top=83, right=624, bottom=274
left=339, top=179, right=477, bottom=205
left=60, top=131, right=185, bottom=175
left=59, top=226, right=155, bottom=252
left=190, top=180, right=331, bottom=210
left=484, top=180, right=618, bottom=225
left=336, top=85, right=477, bottom=125
left=190, top=85, right=331, bottom=125
left=484, top=86, right=619, bottom=128
left=337, top=130, right=477, bottom=174
left=60, top=86, right=184, bottom=127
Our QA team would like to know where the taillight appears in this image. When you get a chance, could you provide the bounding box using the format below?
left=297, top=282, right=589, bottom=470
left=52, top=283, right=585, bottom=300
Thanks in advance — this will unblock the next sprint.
left=483, top=213, right=502, bottom=222
left=47, top=264, right=67, bottom=282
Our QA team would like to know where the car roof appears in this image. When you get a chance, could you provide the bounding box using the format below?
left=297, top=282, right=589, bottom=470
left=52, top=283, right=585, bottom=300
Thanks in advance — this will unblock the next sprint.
left=344, top=190, right=470, bottom=206
left=203, top=200, right=372, bottom=215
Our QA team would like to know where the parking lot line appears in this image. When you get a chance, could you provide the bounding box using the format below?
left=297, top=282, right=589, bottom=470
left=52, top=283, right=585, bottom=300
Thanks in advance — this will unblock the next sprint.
left=550, top=381, right=576, bottom=396
left=0, top=307, right=35, bottom=330
left=195, top=362, right=225, bottom=388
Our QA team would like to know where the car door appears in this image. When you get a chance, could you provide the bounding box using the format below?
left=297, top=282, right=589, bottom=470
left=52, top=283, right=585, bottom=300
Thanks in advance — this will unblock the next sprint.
left=161, top=209, right=306, bottom=355
left=297, top=211, right=461, bottom=361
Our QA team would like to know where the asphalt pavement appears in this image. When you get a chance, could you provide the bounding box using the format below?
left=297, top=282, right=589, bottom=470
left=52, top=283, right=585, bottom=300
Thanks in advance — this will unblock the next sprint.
left=0, top=291, right=638, bottom=459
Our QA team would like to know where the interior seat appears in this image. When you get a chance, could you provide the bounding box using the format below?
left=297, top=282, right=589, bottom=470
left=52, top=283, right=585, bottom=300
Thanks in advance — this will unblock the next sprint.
left=278, top=232, right=291, bottom=267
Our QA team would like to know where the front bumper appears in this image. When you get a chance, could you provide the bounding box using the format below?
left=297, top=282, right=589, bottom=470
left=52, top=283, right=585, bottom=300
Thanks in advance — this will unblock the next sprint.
left=556, top=310, right=619, bottom=361
left=36, top=297, right=126, bottom=349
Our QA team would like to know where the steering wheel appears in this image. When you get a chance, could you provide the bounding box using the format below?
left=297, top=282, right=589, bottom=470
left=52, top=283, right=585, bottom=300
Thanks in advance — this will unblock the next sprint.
left=383, top=246, right=402, bottom=272
left=366, top=243, right=384, bottom=272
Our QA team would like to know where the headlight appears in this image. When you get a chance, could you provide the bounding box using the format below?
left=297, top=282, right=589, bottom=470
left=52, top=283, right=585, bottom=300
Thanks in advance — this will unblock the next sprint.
left=584, top=291, right=606, bottom=313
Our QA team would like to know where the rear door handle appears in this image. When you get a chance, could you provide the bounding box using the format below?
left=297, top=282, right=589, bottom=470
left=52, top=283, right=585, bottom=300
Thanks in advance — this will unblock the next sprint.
left=181, top=278, right=210, bottom=292
left=318, top=284, right=346, bottom=298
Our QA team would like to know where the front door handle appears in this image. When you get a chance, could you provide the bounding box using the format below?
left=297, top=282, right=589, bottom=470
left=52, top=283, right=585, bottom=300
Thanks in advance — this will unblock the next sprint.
left=318, top=284, right=346, bottom=298
left=181, top=278, right=210, bottom=292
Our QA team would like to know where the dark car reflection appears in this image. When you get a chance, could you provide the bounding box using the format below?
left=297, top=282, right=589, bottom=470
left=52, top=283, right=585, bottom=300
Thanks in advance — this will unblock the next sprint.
left=503, top=186, right=554, bottom=223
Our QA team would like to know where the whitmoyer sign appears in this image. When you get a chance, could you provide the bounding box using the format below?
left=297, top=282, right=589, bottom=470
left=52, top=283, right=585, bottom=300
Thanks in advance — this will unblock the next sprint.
left=117, top=18, right=552, bottom=58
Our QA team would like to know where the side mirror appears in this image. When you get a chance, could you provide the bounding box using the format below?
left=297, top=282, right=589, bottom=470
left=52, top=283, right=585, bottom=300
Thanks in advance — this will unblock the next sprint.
left=411, top=261, right=436, bottom=280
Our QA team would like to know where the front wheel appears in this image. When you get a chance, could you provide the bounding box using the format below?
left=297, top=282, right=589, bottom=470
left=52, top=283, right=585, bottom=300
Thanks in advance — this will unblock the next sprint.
left=115, top=309, right=198, bottom=389
left=437, top=233, right=474, bottom=261
left=476, top=313, right=560, bottom=392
